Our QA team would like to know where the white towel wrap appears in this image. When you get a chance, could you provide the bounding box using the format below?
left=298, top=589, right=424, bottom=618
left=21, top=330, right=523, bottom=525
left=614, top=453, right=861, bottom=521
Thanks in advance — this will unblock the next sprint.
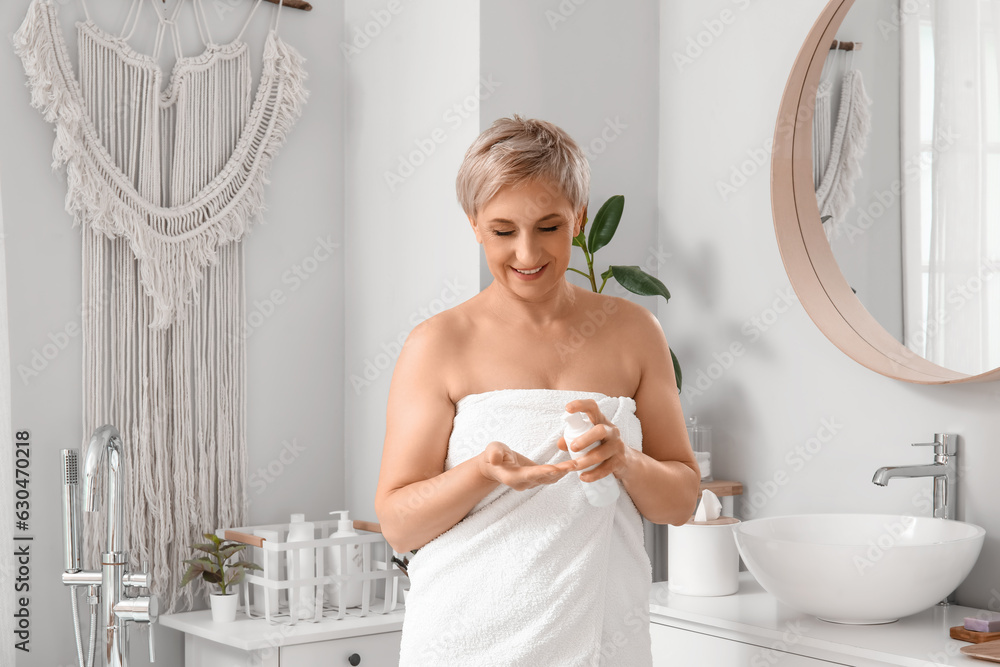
left=398, top=389, right=652, bottom=667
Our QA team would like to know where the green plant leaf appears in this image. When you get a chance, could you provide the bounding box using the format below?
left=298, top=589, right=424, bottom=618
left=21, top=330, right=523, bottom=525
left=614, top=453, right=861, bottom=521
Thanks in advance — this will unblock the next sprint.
left=233, top=560, right=263, bottom=572
left=185, top=557, right=220, bottom=573
left=192, top=542, right=218, bottom=554
left=670, top=349, right=682, bottom=392
left=588, top=195, right=625, bottom=255
left=572, top=226, right=588, bottom=251
left=203, top=532, right=222, bottom=546
left=180, top=563, right=204, bottom=587
left=202, top=571, right=223, bottom=585
left=227, top=567, right=246, bottom=588
left=218, top=544, right=247, bottom=560
left=609, top=266, right=671, bottom=301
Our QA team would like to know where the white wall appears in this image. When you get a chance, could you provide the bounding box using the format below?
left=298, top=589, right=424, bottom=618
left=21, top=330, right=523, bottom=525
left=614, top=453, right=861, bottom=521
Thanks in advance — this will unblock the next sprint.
left=0, top=0, right=344, bottom=664
left=661, top=0, right=1000, bottom=609
left=342, top=0, right=482, bottom=519
left=479, top=0, right=661, bottom=299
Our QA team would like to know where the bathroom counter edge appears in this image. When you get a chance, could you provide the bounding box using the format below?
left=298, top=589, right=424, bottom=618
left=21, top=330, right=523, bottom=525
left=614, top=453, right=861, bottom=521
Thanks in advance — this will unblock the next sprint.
left=649, top=573, right=982, bottom=666
left=159, top=607, right=405, bottom=650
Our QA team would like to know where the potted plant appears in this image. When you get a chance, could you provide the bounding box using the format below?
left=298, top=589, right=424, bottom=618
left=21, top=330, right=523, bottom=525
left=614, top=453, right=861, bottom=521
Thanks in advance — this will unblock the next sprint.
left=568, top=194, right=683, bottom=390
left=181, top=532, right=262, bottom=622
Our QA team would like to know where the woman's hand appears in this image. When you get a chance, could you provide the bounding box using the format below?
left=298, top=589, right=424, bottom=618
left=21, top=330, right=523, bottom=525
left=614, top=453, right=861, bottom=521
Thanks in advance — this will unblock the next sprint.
left=558, top=399, right=632, bottom=482
left=478, top=441, right=577, bottom=491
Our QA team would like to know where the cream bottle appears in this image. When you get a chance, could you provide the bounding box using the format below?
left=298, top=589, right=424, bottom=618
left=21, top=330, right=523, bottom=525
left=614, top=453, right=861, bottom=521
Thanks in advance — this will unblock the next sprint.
left=326, top=511, right=363, bottom=608
left=562, top=411, right=620, bottom=507
left=287, top=513, right=316, bottom=619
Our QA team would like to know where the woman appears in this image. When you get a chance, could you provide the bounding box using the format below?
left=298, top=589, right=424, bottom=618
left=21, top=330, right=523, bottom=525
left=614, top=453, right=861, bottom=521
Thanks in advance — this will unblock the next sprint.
left=375, top=116, right=699, bottom=666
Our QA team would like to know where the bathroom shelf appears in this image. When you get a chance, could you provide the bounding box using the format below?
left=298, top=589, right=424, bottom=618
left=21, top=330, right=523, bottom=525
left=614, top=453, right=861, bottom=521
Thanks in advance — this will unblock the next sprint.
left=699, top=479, right=743, bottom=518
left=699, top=479, right=743, bottom=497
left=160, top=603, right=404, bottom=651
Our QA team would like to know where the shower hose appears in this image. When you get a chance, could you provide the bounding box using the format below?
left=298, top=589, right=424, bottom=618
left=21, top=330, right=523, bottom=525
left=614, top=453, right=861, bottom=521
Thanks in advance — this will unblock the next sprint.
left=70, top=585, right=97, bottom=667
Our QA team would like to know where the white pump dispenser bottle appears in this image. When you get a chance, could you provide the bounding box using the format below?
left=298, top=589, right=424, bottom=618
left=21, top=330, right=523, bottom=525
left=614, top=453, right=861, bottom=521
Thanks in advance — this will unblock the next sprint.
left=562, top=411, right=620, bottom=507
left=326, top=511, right=363, bottom=608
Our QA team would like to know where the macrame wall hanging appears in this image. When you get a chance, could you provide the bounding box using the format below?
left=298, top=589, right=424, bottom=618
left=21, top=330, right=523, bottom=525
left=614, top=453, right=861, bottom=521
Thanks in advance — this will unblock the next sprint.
left=15, top=0, right=307, bottom=611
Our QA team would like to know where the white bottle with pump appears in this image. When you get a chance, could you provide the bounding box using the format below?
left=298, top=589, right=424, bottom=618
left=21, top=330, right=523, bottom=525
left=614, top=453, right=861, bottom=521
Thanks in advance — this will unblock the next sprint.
left=287, top=513, right=316, bottom=619
left=562, top=411, right=620, bottom=507
left=326, top=511, right=363, bottom=608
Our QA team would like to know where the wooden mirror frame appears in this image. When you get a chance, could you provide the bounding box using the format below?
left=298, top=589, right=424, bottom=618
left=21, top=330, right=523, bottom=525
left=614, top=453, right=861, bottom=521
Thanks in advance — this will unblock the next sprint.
left=771, top=0, right=1000, bottom=384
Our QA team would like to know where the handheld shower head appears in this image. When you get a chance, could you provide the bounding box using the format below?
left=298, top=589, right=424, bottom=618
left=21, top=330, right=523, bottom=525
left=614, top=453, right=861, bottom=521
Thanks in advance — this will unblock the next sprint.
left=61, top=449, right=82, bottom=572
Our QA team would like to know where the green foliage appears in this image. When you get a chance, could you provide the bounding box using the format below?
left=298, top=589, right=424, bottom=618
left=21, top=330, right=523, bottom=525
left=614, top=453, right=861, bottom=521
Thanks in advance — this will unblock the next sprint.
left=568, top=195, right=682, bottom=391
left=181, top=532, right=262, bottom=596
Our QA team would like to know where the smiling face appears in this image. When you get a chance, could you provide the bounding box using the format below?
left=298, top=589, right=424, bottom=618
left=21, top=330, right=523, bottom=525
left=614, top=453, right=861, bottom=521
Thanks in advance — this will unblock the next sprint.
left=470, top=179, right=585, bottom=300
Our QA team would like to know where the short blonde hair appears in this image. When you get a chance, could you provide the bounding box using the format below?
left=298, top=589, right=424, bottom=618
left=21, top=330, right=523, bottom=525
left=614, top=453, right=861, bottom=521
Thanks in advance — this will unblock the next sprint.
left=456, top=115, right=590, bottom=219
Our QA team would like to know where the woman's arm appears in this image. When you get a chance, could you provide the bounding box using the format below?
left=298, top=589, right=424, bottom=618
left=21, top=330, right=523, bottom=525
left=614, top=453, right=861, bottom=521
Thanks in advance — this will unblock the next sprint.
left=620, top=305, right=701, bottom=523
left=375, top=319, right=576, bottom=554
left=563, top=304, right=700, bottom=525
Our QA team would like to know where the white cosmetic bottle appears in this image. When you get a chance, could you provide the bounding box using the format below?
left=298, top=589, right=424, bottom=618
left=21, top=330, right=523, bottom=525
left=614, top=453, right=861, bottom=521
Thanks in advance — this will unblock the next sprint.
left=562, top=411, right=620, bottom=507
left=326, top=511, right=363, bottom=608
left=287, top=513, right=316, bottom=619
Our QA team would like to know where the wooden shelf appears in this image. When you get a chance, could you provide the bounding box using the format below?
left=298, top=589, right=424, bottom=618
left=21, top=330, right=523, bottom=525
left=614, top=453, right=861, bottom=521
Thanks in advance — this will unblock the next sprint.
left=700, top=480, right=743, bottom=497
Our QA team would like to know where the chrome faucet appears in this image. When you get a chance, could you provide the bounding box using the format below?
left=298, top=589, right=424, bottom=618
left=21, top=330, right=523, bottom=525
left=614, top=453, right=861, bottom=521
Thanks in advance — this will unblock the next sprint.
left=62, top=425, right=157, bottom=667
left=872, top=433, right=957, bottom=521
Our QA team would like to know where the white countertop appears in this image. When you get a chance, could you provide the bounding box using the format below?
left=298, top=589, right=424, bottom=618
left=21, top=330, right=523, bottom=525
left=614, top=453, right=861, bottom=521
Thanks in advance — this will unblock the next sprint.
left=649, top=572, right=985, bottom=666
left=159, top=605, right=404, bottom=651
left=162, top=575, right=988, bottom=663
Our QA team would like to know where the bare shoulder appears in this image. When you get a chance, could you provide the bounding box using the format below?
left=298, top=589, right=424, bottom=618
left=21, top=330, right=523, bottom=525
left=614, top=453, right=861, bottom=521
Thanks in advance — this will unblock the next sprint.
left=395, top=300, right=476, bottom=396
left=594, top=293, right=666, bottom=346
left=403, top=299, right=474, bottom=353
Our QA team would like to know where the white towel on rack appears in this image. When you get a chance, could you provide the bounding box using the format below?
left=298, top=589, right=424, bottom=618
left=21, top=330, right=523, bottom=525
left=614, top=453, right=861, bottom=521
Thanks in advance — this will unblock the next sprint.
left=398, top=389, right=652, bottom=667
left=816, top=68, right=873, bottom=234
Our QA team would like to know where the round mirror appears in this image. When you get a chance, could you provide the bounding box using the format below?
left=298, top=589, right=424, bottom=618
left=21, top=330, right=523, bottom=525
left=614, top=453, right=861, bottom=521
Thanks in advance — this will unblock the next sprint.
left=772, top=0, right=1000, bottom=383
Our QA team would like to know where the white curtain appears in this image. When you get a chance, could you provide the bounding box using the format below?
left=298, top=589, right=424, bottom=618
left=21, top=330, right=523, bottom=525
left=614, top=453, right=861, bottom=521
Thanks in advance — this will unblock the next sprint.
left=924, top=0, right=1000, bottom=372
left=0, top=171, right=16, bottom=667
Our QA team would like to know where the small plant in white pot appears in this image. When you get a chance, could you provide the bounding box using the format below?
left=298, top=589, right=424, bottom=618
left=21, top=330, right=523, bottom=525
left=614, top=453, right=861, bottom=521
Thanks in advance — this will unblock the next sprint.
left=181, top=532, right=261, bottom=622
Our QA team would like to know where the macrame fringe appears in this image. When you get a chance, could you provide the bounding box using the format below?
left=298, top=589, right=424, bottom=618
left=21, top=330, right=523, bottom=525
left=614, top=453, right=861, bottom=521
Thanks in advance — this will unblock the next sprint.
left=13, top=0, right=308, bottom=329
left=13, top=0, right=306, bottom=613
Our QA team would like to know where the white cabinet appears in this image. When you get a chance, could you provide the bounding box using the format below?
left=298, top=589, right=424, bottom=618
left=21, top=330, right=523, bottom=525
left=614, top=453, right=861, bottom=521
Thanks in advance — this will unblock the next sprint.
left=180, top=630, right=401, bottom=667
left=651, top=623, right=848, bottom=667
left=280, top=631, right=401, bottom=665
left=161, top=608, right=404, bottom=667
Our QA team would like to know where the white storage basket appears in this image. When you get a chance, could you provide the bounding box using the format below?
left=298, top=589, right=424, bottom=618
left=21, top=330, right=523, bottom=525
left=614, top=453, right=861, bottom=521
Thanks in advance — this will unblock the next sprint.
left=217, top=517, right=406, bottom=624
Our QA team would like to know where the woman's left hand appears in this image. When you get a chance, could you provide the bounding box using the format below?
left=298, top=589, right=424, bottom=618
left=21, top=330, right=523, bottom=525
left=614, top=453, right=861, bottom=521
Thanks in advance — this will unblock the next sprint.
left=557, top=399, right=633, bottom=481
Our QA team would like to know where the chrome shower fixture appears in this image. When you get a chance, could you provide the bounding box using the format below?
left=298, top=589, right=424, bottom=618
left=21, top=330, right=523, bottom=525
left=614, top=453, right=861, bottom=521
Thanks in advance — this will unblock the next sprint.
left=61, top=449, right=82, bottom=572
left=61, top=426, right=157, bottom=667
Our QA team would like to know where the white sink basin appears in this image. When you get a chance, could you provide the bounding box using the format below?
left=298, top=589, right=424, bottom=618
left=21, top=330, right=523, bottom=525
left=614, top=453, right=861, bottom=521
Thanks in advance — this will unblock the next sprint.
left=733, top=514, right=985, bottom=624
